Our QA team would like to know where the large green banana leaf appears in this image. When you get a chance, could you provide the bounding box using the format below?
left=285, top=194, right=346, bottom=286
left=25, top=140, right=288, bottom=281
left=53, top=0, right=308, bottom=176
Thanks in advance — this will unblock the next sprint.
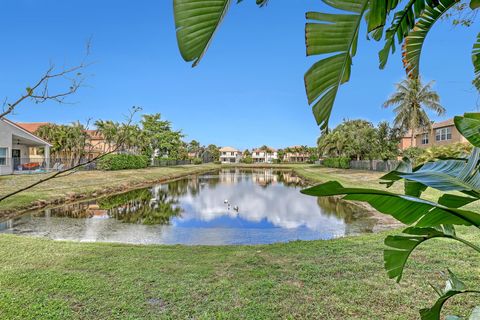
left=454, top=113, right=480, bottom=148
left=381, top=148, right=480, bottom=197
left=384, top=226, right=456, bottom=282
left=304, top=0, right=368, bottom=130
left=403, top=0, right=458, bottom=77
left=473, top=32, right=480, bottom=91
left=301, top=181, right=480, bottom=227
left=420, top=270, right=480, bottom=320
left=174, top=0, right=232, bottom=67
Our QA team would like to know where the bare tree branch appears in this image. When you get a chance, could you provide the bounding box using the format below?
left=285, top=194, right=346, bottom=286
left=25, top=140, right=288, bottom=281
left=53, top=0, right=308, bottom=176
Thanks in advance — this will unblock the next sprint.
left=0, top=41, right=93, bottom=119
left=0, top=106, right=142, bottom=203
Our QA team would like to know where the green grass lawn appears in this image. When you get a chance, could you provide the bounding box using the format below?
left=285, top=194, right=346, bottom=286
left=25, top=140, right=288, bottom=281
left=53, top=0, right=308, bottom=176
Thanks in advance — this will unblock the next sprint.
left=0, top=229, right=478, bottom=320
left=0, top=164, right=479, bottom=319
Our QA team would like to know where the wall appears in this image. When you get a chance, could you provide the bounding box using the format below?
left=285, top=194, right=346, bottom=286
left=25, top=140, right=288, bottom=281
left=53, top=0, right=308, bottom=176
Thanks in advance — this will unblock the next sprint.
left=0, top=121, right=13, bottom=175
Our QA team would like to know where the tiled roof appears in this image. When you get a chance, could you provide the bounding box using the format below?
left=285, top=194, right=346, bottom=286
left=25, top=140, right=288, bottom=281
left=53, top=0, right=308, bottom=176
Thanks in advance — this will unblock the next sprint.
left=219, top=146, right=239, bottom=152
left=15, top=122, right=50, bottom=133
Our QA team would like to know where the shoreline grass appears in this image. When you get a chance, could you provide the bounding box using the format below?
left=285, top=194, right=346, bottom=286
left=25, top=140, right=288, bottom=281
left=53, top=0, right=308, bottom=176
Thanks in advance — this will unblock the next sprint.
left=0, top=228, right=478, bottom=319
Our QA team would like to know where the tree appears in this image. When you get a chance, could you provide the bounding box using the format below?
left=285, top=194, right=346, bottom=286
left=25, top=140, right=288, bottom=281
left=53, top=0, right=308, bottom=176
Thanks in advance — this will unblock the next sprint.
left=374, top=121, right=401, bottom=160
left=140, top=113, right=184, bottom=159
left=206, top=144, right=220, bottom=162
left=318, top=120, right=378, bottom=160
left=383, top=77, right=445, bottom=147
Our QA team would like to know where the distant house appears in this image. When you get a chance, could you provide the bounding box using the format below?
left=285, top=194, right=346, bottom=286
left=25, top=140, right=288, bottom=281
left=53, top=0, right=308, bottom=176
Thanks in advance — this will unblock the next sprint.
left=252, top=147, right=278, bottom=163
left=219, top=146, right=242, bottom=163
left=0, top=118, right=51, bottom=175
left=283, top=146, right=310, bottom=163
left=399, top=118, right=468, bottom=150
left=17, top=123, right=114, bottom=160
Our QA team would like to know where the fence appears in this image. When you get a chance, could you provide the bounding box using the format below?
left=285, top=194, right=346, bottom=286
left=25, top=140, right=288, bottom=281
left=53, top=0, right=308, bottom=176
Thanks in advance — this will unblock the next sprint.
left=151, top=159, right=192, bottom=167
left=349, top=160, right=399, bottom=172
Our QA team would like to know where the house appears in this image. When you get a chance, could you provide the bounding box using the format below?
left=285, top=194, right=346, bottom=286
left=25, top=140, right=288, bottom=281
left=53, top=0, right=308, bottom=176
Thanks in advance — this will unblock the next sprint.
left=283, top=146, right=310, bottom=163
left=0, top=118, right=51, bottom=175
left=252, top=147, right=278, bottom=163
left=399, top=118, right=468, bottom=150
left=17, top=123, right=115, bottom=160
left=219, top=146, right=242, bottom=163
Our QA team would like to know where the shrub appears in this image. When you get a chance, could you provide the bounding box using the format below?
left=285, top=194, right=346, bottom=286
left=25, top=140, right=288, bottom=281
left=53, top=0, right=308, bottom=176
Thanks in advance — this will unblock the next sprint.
left=97, top=154, right=149, bottom=171
left=322, top=157, right=350, bottom=169
left=240, top=156, right=253, bottom=164
left=192, top=157, right=203, bottom=165
left=213, top=160, right=221, bottom=165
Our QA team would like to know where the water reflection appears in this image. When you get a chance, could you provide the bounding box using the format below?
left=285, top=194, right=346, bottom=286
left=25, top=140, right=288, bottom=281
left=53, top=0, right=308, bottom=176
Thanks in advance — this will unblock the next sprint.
left=0, top=169, right=396, bottom=245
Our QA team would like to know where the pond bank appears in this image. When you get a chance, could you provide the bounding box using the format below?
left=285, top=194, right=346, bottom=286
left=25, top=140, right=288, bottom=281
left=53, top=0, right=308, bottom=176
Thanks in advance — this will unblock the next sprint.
left=0, top=164, right=219, bottom=217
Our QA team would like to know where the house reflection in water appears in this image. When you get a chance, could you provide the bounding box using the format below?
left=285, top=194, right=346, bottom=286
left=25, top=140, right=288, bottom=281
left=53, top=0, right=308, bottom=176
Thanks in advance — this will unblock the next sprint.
left=0, top=169, right=397, bottom=245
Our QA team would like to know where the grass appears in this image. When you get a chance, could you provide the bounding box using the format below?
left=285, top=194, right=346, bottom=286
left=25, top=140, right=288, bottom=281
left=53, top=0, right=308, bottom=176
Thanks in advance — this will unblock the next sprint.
left=0, top=229, right=478, bottom=319
left=0, top=164, right=479, bottom=319
left=0, top=164, right=218, bottom=213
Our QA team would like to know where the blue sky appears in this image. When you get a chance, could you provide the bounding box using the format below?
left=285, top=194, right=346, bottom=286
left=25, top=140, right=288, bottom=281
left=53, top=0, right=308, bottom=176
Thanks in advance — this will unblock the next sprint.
left=0, top=1, right=478, bottom=149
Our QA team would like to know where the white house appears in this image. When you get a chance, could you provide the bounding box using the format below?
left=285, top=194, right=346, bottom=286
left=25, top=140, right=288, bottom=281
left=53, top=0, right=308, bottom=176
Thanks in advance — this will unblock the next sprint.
left=219, top=146, right=242, bottom=163
left=252, top=147, right=278, bottom=163
left=0, top=118, right=51, bottom=175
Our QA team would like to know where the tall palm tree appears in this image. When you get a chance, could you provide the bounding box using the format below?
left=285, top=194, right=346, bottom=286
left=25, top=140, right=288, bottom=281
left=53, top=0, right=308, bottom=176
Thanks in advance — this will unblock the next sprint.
left=383, top=77, right=445, bottom=147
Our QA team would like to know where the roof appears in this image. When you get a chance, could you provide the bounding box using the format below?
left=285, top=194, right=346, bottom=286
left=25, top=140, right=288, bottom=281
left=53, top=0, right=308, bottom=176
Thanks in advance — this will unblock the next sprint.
left=15, top=122, right=50, bottom=134
left=253, top=146, right=277, bottom=152
left=219, top=146, right=239, bottom=152
left=402, top=118, right=455, bottom=138
left=1, top=119, right=52, bottom=146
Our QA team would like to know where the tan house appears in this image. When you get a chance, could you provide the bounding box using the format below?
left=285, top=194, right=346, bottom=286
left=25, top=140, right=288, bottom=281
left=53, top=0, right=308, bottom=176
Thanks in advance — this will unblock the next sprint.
left=219, top=146, right=242, bottom=163
left=17, top=123, right=114, bottom=160
left=283, top=146, right=310, bottom=163
left=399, top=118, right=468, bottom=150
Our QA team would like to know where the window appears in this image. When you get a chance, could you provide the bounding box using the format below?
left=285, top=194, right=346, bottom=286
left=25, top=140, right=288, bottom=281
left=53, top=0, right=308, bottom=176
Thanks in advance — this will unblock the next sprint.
left=0, top=148, right=7, bottom=165
left=435, top=127, right=452, bottom=141
left=421, top=133, right=429, bottom=145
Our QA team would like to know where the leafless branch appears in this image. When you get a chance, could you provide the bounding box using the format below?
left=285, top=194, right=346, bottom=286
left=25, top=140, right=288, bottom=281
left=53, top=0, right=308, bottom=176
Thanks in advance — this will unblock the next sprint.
left=0, top=106, right=142, bottom=203
left=0, top=41, right=93, bottom=119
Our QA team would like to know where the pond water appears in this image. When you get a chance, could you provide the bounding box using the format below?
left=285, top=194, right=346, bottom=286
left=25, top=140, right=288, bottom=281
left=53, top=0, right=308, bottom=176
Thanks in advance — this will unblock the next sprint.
left=0, top=169, right=396, bottom=245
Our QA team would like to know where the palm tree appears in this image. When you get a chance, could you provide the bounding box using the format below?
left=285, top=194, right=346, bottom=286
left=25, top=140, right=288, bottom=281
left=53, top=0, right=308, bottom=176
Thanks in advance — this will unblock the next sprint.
left=383, top=77, right=445, bottom=147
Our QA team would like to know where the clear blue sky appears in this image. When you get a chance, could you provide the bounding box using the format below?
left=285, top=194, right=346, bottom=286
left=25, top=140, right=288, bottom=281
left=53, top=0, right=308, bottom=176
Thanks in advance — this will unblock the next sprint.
left=0, top=1, right=478, bottom=149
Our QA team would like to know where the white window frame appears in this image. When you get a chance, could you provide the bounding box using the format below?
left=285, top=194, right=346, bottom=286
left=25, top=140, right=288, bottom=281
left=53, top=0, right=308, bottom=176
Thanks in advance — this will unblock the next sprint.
left=435, top=127, right=452, bottom=141
left=421, top=133, right=429, bottom=145
left=0, top=147, right=8, bottom=166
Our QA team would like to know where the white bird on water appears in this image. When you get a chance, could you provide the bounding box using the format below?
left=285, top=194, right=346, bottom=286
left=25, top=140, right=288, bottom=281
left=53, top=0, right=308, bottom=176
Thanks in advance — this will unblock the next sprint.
left=224, top=199, right=229, bottom=204
left=233, top=205, right=239, bottom=212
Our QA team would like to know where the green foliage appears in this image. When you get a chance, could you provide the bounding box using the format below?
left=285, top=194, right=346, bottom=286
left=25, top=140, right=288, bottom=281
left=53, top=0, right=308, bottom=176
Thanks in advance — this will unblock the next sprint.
left=140, top=113, right=185, bottom=159
left=318, top=119, right=400, bottom=160
left=417, top=143, right=473, bottom=164
left=35, top=122, right=89, bottom=159
left=402, top=147, right=426, bottom=164
left=192, top=157, right=203, bottom=165
left=97, top=154, right=149, bottom=171
left=304, top=113, right=480, bottom=319
left=240, top=156, right=253, bottom=164
left=322, top=157, right=350, bottom=169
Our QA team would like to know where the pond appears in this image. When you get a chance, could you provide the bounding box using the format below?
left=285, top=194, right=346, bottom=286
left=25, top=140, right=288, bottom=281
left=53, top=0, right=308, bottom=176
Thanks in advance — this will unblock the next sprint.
left=0, top=169, right=397, bottom=245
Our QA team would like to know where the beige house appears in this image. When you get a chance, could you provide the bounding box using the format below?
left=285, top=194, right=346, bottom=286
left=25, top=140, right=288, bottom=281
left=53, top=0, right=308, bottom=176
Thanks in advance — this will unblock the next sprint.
left=219, top=146, right=241, bottom=163
left=399, top=118, right=468, bottom=150
left=252, top=147, right=278, bottom=163
left=283, top=146, right=310, bottom=163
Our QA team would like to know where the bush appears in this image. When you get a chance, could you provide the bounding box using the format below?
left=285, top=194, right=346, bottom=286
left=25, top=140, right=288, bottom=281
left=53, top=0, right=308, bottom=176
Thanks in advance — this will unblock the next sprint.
left=97, top=154, right=149, bottom=171
left=214, top=160, right=221, bottom=165
left=322, top=157, right=350, bottom=169
left=192, top=157, right=203, bottom=165
left=240, top=156, right=253, bottom=164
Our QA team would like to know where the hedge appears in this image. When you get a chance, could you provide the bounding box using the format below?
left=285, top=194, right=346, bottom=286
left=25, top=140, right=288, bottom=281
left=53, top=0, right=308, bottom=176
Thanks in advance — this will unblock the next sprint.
left=322, top=157, right=350, bottom=169
left=97, top=154, right=149, bottom=171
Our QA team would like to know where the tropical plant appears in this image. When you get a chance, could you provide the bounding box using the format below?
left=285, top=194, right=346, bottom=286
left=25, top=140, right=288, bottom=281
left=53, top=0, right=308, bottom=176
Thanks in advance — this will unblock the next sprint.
left=172, top=0, right=478, bottom=131
left=303, top=113, right=480, bottom=319
left=383, top=77, right=445, bottom=146
left=140, top=113, right=185, bottom=159
left=97, top=154, right=149, bottom=171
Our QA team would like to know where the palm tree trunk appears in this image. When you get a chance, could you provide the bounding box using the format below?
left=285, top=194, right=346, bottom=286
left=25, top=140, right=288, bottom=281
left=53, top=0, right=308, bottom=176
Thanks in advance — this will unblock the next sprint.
left=411, top=128, right=415, bottom=148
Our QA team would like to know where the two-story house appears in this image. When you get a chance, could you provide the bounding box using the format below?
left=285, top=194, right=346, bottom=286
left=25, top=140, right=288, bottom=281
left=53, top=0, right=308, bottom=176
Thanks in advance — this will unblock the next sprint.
left=252, top=147, right=278, bottom=163
left=219, top=146, right=242, bottom=163
left=283, top=146, right=310, bottom=163
left=399, top=118, right=468, bottom=150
